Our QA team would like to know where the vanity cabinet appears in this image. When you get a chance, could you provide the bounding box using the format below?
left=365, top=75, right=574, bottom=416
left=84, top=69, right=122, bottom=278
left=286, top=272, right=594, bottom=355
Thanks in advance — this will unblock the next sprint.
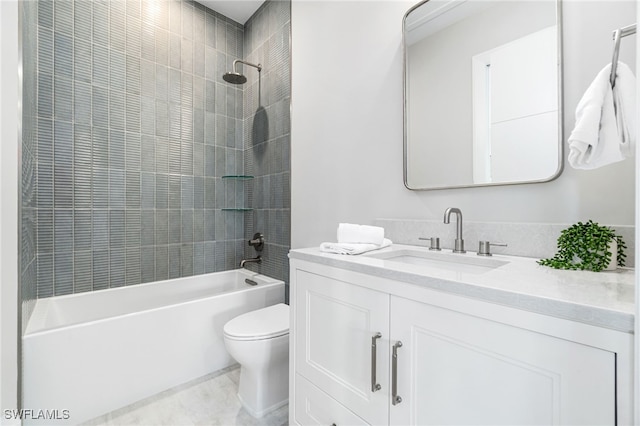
left=289, top=259, right=633, bottom=426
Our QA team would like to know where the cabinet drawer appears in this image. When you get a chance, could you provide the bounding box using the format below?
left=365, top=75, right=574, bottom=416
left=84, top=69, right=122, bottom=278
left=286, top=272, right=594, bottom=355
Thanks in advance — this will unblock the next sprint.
left=295, top=374, right=369, bottom=426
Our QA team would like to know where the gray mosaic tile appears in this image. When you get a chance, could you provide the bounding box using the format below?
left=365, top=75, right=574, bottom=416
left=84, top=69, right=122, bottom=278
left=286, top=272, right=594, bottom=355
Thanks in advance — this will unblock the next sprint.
left=155, top=29, right=169, bottom=66
left=141, top=22, right=156, bottom=62
left=74, top=210, right=92, bottom=251
left=73, top=251, right=92, bottom=293
left=92, top=249, right=109, bottom=290
left=141, top=172, right=155, bottom=208
left=141, top=96, right=156, bottom=135
left=156, top=209, right=169, bottom=245
left=110, top=50, right=127, bottom=91
left=54, top=0, right=73, bottom=36
left=93, top=2, right=109, bottom=45
left=126, top=93, right=142, bottom=134
left=92, top=86, right=109, bottom=128
left=141, top=247, right=155, bottom=283
left=54, top=75, right=73, bottom=121
left=109, top=210, right=126, bottom=248
left=155, top=245, right=169, bottom=281
left=193, top=242, right=204, bottom=275
left=54, top=252, right=73, bottom=295
left=37, top=254, right=54, bottom=297
left=125, top=247, right=141, bottom=286
left=126, top=210, right=141, bottom=247
left=169, top=33, right=181, bottom=69
left=38, top=0, right=53, bottom=29
left=182, top=210, right=193, bottom=243
left=155, top=173, right=169, bottom=209
left=126, top=15, right=142, bottom=57
left=93, top=44, right=110, bottom=88
left=37, top=73, right=53, bottom=118
left=204, top=241, right=216, bottom=273
left=110, top=2, right=127, bottom=52
left=115, top=176, right=137, bottom=217
left=126, top=54, right=141, bottom=94
left=169, top=209, right=181, bottom=243
left=109, top=248, right=126, bottom=287
left=74, top=38, right=92, bottom=83
left=155, top=100, right=168, bottom=137
left=181, top=244, right=193, bottom=276
left=37, top=210, right=54, bottom=254
left=168, top=244, right=181, bottom=278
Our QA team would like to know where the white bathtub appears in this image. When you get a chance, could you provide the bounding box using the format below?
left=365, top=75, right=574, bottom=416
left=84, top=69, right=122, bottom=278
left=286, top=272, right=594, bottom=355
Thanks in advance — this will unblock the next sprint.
left=23, top=269, right=285, bottom=425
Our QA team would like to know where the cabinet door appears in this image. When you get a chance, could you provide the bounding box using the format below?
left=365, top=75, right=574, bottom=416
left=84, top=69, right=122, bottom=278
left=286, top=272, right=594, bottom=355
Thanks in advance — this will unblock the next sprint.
left=295, top=270, right=390, bottom=424
left=294, top=373, right=370, bottom=426
left=390, top=296, right=615, bottom=426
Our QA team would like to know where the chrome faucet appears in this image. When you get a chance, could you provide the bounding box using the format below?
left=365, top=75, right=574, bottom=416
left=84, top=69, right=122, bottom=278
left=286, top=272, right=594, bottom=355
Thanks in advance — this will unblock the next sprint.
left=240, top=256, right=262, bottom=268
left=444, top=207, right=466, bottom=253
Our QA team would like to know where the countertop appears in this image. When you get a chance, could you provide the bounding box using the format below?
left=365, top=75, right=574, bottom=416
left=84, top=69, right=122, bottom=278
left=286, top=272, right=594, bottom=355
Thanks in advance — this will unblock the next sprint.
left=289, top=244, right=635, bottom=333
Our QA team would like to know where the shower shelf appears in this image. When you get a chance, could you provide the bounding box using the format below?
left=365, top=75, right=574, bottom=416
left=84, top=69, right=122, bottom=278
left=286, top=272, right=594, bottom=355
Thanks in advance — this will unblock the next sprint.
left=221, top=208, right=253, bottom=212
left=221, top=175, right=254, bottom=180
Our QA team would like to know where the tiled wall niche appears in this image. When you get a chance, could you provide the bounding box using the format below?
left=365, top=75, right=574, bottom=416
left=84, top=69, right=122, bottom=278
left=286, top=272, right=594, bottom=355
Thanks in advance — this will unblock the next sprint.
left=27, top=0, right=291, bottom=298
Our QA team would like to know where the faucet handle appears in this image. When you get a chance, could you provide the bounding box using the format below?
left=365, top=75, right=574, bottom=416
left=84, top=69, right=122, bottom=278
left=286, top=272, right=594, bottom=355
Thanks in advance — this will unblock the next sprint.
left=418, top=237, right=441, bottom=251
left=477, top=241, right=507, bottom=257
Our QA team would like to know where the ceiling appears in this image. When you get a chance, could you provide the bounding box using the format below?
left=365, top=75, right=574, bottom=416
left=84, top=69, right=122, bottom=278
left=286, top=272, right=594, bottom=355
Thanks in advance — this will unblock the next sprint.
left=196, top=0, right=264, bottom=24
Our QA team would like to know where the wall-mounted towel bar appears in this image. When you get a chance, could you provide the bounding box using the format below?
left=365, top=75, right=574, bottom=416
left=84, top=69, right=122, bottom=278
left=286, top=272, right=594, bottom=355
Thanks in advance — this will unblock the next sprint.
left=610, top=23, right=637, bottom=87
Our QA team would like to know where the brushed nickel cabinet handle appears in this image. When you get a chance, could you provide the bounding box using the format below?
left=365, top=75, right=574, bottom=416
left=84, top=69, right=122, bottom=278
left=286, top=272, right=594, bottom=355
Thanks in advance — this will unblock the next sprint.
left=392, top=341, right=403, bottom=405
left=371, top=332, right=382, bottom=392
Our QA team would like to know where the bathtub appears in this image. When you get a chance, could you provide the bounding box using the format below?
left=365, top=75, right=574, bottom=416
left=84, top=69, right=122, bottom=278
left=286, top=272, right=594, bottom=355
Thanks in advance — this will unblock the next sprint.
left=22, top=269, right=285, bottom=425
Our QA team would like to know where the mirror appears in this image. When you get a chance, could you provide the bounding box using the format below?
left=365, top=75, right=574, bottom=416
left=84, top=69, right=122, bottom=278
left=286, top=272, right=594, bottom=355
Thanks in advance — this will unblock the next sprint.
left=403, top=0, right=563, bottom=190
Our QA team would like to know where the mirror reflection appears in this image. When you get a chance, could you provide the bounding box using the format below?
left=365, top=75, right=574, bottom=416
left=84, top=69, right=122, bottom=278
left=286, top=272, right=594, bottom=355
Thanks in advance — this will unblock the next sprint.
left=404, top=0, right=562, bottom=190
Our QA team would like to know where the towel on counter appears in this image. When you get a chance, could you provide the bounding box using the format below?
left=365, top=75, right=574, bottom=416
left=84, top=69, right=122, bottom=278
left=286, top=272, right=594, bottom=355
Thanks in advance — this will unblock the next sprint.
left=568, top=61, right=636, bottom=169
left=337, top=223, right=385, bottom=246
left=320, top=238, right=392, bottom=255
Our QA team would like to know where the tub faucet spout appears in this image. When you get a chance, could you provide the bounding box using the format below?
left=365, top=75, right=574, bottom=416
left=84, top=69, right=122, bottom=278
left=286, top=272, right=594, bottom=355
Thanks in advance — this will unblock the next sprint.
left=240, top=256, right=262, bottom=268
left=444, top=207, right=466, bottom=253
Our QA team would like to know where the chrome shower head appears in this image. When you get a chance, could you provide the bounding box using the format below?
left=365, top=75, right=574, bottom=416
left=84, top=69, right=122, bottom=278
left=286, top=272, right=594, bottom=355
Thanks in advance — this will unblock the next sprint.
left=223, top=59, right=262, bottom=85
left=223, top=72, right=247, bottom=84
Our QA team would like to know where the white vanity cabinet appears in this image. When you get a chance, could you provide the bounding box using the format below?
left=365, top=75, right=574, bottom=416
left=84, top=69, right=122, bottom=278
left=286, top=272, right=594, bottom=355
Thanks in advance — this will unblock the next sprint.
left=289, top=258, right=633, bottom=426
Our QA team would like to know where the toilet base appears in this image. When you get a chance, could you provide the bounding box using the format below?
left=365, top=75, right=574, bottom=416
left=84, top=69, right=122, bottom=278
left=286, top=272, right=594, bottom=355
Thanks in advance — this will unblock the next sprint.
left=237, top=392, right=288, bottom=418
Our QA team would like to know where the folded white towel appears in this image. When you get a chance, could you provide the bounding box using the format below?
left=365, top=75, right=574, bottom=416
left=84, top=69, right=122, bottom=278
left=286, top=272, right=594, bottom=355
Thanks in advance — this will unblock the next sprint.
left=568, top=62, right=636, bottom=169
left=337, top=223, right=385, bottom=246
left=320, top=238, right=392, bottom=255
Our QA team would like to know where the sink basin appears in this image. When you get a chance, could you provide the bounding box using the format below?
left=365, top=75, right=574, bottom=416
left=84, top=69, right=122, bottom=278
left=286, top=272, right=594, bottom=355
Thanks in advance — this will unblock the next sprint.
left=368, top=249, right=509, bottom=274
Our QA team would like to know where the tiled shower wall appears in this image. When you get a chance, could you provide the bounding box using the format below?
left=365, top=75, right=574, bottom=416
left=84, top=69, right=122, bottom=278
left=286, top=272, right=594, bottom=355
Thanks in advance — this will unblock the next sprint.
left=29, top=0, right=261, bottom=298
left=22, top=0, right=39, bottom=327
left=242, top=1, right=291, bottom=295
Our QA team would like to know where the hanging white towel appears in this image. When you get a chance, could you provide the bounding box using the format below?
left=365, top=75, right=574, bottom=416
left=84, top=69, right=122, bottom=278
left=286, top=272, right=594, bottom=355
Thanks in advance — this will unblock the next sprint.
left=320, top=238, right=392, bottom=255
left=337, top=223, right=385, bottom=246
left=568, top=62, right=636, bottom=169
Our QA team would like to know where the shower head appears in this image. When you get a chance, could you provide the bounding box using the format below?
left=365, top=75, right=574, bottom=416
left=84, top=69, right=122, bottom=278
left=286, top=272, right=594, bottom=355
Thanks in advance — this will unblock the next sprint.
left=223, top=59, right=262, bottom=85
left=223, top=72, right=247, bottom=85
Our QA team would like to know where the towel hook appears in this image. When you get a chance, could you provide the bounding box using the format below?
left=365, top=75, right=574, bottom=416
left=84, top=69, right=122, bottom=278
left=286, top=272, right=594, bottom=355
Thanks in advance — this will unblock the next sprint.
left=610, top=23, right=636, bottom=88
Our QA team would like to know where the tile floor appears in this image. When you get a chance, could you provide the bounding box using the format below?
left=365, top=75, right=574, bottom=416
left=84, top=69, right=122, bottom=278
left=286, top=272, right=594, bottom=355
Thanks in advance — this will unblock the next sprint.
left=83, top=366, right=288, bottom=426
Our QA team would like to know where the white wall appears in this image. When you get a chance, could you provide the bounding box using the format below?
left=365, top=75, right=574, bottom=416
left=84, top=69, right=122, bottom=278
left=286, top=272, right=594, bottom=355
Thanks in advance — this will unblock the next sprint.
left=0, top=0, right=20, bottom=420
left=291, top=0, right=636, bottom=249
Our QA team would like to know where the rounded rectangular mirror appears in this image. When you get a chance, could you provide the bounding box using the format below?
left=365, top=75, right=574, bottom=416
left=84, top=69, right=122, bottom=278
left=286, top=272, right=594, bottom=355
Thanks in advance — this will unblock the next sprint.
left=403, top=0, right=563, bottom=190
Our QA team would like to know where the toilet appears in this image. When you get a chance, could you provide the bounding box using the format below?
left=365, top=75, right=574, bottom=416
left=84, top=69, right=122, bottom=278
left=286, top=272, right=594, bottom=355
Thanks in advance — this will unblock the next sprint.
left=223, top=303, right=289, bottom=418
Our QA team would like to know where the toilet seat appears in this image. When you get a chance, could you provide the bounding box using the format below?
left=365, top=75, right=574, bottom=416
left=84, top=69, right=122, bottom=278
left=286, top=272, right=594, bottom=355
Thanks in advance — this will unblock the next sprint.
left=224, top=303, right=289, bottom=341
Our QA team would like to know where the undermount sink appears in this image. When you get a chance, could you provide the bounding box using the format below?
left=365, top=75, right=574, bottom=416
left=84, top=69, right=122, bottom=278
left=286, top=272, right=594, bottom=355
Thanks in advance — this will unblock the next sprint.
left=367, top=249, right=509, bottom=274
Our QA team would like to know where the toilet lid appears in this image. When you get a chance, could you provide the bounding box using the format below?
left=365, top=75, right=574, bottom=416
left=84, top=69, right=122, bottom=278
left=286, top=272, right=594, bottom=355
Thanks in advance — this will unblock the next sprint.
left=224, top=303, right=289, bottom=340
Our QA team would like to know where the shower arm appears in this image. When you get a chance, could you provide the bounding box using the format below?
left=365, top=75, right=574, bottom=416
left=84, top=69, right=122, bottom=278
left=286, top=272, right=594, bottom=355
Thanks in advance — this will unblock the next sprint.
left=233, top=59, right=262, bottom=73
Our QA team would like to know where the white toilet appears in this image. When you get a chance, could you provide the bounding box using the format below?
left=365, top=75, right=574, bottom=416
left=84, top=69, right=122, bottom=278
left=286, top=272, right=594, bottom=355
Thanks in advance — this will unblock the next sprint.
left=223, top=303, right=289, bottom=418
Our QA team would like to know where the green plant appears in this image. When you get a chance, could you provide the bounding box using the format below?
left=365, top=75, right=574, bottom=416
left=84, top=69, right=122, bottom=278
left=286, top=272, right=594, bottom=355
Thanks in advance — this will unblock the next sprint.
left=538, top=220, right=626, bottom=272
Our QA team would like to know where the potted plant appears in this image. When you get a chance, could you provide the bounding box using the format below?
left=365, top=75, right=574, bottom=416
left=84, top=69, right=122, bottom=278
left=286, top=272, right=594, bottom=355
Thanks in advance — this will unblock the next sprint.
left=538, top=220, right=626, bottom=272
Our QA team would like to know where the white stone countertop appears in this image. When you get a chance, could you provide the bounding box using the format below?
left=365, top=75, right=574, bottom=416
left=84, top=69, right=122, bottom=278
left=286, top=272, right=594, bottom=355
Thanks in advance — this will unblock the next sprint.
left=289, top=244, right=635, bottom=333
